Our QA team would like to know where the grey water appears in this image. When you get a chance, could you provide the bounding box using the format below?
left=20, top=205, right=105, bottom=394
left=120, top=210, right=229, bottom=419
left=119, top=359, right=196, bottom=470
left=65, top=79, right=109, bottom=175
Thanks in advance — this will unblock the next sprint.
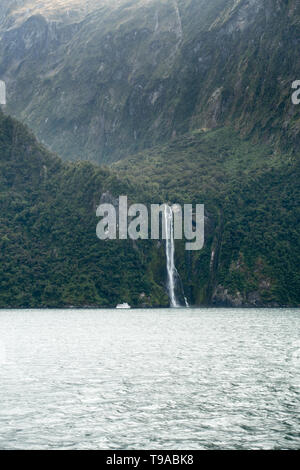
left=0, top=308, right=299, bottom=450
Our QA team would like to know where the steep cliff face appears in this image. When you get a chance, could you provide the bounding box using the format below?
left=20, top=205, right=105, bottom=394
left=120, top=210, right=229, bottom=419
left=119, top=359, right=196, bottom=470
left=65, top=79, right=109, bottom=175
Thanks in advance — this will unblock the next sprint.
left=185, top=0, right=300, bottom=149
left=1, top=0, right=299, bottom=163
left=0, top=0, right=196, bottom=161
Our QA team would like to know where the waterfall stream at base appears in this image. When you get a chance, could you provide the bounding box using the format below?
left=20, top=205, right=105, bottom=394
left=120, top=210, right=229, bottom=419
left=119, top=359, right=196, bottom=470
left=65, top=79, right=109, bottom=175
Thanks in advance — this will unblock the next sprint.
left=164, top=205, right=190, bottom=308
left=164, top=205, right=179, bottom=307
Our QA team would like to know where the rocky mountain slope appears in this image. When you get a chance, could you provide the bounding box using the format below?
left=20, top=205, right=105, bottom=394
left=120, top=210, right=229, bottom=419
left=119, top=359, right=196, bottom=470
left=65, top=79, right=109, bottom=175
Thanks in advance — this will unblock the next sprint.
left=1, top=0, right=299, bottom=163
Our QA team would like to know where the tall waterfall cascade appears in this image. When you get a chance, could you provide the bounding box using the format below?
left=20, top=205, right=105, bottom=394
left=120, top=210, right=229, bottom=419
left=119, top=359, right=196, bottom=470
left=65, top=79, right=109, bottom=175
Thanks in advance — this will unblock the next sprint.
left=164, top=204, right=190, bottom=308
left=164, top=205, right=179, bottom=307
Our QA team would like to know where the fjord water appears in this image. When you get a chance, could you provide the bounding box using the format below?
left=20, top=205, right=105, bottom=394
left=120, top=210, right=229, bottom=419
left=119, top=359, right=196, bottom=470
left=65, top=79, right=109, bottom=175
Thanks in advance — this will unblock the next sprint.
left=0, top=309, right=299, bottom=450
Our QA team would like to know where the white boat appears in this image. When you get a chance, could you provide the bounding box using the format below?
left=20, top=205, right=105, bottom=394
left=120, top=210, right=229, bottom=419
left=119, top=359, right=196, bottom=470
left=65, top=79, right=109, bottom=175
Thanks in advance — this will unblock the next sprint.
left=116, top=303, right=131, bottom=309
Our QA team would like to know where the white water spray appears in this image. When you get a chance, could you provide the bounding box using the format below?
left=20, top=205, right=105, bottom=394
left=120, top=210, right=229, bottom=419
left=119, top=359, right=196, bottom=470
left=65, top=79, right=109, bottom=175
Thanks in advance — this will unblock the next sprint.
left=164, top=205, right=180, bottom=308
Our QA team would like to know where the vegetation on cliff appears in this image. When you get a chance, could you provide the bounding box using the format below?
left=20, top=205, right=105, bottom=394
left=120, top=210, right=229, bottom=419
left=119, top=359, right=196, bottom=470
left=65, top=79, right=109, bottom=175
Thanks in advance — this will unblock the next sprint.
left=1, top=111, right=299, bottom=308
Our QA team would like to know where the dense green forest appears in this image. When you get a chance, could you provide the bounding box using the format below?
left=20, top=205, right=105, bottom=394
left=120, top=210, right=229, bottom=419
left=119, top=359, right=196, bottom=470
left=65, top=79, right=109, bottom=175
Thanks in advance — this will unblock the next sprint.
left=0, top=111, right=168, bottom=308
left=0, top=0, right=300, bottom=308
left=1, top=111, right=299, bottom=307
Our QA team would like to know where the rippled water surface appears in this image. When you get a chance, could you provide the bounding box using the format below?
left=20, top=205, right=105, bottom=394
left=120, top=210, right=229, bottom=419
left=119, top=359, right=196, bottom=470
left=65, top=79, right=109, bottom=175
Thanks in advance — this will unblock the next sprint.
left=0, top=308, right=299, bottom=450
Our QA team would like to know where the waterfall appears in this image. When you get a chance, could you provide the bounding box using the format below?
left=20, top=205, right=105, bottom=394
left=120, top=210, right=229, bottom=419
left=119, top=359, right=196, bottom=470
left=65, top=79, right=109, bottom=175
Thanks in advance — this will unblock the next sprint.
left=164, top=205, right=180, bottom=308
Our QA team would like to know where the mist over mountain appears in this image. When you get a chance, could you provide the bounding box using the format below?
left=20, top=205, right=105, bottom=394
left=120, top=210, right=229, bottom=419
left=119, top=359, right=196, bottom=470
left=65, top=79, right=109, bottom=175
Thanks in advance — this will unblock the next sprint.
left=1, top=0, right=299, bottom=162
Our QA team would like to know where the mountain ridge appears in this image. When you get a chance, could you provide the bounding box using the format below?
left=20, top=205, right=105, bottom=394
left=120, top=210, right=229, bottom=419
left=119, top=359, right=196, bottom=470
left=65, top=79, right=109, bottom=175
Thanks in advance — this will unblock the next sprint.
left=1, top=0, right=299, bottom=163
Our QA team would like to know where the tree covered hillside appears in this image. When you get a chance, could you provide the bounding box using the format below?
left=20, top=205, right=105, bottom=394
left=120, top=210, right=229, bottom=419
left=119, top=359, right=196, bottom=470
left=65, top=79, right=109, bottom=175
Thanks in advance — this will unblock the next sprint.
left=1, top=111, right=299, bottom=308
left=0, top=111, right=169, bottom=308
